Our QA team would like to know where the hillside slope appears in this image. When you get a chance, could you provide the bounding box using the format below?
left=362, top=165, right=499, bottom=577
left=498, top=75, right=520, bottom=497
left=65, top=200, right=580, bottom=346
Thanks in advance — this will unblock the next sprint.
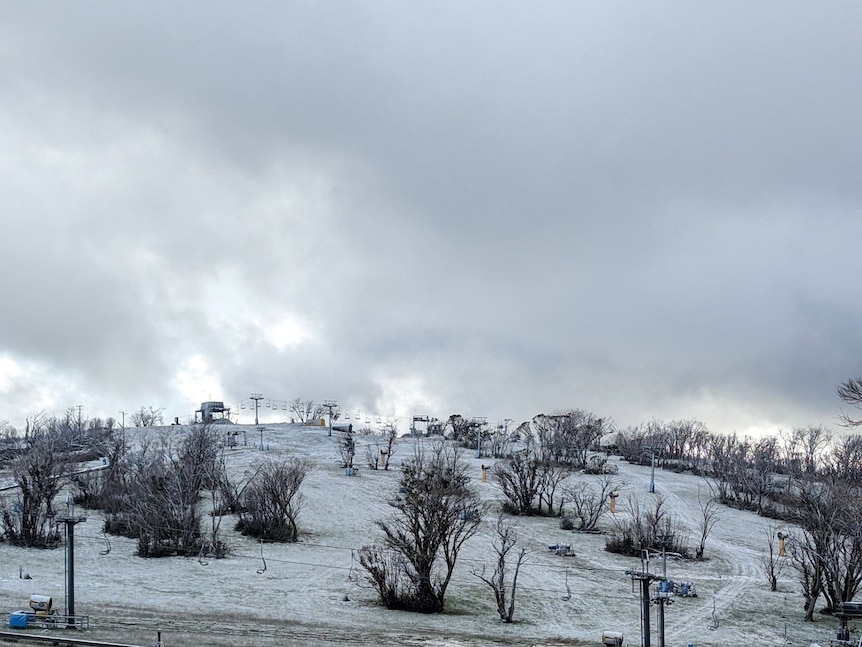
left=0, top=424, right=840, bottom=646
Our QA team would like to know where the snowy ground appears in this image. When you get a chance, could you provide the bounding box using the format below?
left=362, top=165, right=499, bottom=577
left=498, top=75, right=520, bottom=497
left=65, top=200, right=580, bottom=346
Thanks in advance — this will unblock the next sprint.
left=0, top=423, right=846, bottom=646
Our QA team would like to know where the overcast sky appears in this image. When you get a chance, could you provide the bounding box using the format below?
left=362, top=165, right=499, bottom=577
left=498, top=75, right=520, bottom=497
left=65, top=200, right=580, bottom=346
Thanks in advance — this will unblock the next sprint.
left=1, top=2, right=860, bottom=434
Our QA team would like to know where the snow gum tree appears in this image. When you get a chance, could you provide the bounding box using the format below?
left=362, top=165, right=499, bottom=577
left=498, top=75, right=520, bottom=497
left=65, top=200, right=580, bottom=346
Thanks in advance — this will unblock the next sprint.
left=122, top=424, right=223, bottom=557
left=470, top=515, right=528, bottom=622
left=787, top=475, right=862, bottom=620
left=236, top=456, right=309, bottom=542
left=560, top=474, right=619, bottom=532
left=358, top=440, right=483, bottom=613
left=289, top=398, right=325, bottom=424
left=0, top=426, right=64, bottom=547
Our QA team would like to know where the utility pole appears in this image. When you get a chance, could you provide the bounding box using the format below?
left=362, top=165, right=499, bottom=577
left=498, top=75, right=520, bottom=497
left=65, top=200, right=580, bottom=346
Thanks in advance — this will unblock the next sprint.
left=249, top=394, right=264, bottom=426
left=323, top=400, right=337, bottom=437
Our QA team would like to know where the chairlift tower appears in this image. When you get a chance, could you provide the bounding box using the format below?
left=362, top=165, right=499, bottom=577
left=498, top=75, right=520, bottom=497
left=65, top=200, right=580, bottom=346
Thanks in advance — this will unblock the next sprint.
left=54, top=497, right=87, bottom=625
left=323, top=400, right=337, bottom=437
left=472, top=417, right=487, bottom=458
left=644, top=444, right=663, bottom=493
left=249, top=393, right=264, bottom=426
left=627, top=547, right=675, bottom=647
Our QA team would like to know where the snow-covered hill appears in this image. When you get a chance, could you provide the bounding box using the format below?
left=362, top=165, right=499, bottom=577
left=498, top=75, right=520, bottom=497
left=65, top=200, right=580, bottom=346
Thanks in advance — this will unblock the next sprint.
left=0, top=424, right=840, bottom=646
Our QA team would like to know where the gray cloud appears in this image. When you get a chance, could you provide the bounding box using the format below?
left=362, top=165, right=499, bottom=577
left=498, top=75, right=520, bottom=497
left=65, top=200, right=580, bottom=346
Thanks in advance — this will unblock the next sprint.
left=0, top=2, right=859, bottom=433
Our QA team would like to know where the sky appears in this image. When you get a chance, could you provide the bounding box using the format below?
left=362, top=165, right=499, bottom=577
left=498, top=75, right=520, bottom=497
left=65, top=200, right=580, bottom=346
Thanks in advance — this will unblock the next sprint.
left=0, top=2, right=860, bottom=435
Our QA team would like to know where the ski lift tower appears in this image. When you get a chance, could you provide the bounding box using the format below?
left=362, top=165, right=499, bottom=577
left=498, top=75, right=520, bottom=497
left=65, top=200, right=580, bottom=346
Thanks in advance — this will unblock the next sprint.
left=249, top=393, right=264, bottom=426
left=626, top=550, right=669, bottom=647
left=323, top=400, right=338, bottom=437
left=644, top=443, right=663, bottom=493
left=54, top=496, right=87, bottom=626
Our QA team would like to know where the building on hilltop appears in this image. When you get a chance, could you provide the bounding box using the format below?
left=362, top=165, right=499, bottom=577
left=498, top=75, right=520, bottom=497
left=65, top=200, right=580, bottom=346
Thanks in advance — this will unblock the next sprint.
left=195, top=401, right=231, bottom=424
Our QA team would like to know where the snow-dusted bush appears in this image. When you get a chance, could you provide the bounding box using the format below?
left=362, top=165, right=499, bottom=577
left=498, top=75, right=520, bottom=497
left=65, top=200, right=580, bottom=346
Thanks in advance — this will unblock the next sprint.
left=358, top=440, right=483, bottom=613
left=235, top=456, right=309, bottom=542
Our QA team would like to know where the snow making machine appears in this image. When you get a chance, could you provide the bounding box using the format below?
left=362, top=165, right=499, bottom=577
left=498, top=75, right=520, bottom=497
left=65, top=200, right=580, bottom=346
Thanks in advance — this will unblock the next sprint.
left=601, top=630, right=624, bottom=646
left=8, top=595, right=56, bottom=628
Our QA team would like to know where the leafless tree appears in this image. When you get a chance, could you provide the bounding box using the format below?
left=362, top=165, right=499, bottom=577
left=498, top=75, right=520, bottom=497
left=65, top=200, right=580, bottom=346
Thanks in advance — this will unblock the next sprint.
left=779, top=426, right=831, bottom=476
left=216, top=460, right=261, bottom=515
left=695, top=489, right=721, bottom=560
left=289, top=398, right=325, bottom=424
left=605, top=494, right=689, bottom=557
left=786, top=476, right=862, bottom=620
left=0, top=420, right=16, bottom=439
left=827, top=434, right=862, bottom=484
left=561, top=475, right=619, bottom=532
left=122, top=424, right=223, bottom=557
left=379, top=421, right=398, bottom=470
left=538, top=462, right=570, bottom=516
left=236, top=457, right=309, bottom=542
left=838, top=377, right=862, bottom=427
left=358, top=441, right=483, bottom=613
left=70, top=427, right=129, bottom=511
left=337, top=431, right=356, bottom=469
left=0, top=429, right=64, bottom=547
left=494, top=451, right=545, bottom=515
left=662, top=419, right=709, bottom=471
left=130, top=406, right=164, bottom=427
left=363, top=422, right=399, bottom=471
left=486, top=419, right=518, bottom=459
left=470, top=515, right=528, bottom=622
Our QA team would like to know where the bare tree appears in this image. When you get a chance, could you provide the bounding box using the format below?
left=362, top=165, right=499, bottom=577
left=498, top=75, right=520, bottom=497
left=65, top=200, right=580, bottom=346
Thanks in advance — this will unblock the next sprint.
left=362, top=422, right=399, bottom=471
left=779, top=426, right=831, bottom=476
left=379, top=421, right=398, bottom=470
left=289, top=398, right=325, bottom=424
left=487, top=419, right=518, bottom=459
left=605, top=494, right=689, bottom=557
left=236, top=457, right=309, bottom=542
left=122, top=424, right=222, bottom=557
left=838, top=377, right=862, bottom=427
left=828, top=434, right=862, bottom=484
left=538, top=462, right=570, bottom=516
left=494, top=451, right=545, bottom=515
left=471, top=515, right=528, bottom=622
left=695, top=489, right=721, bottom=560
left=561, top=475, right=618, bottom=532
left=337, top=431, right=356, bottom=469
left=216, top=461, right=263, bottom=516
left=786, top=476, right=862, bottom=620
left=358, top=441, right=483, bottom=613
left=130, top=406, right=164, bottom=427
left=70, top=426, right=129, bottom=511
left=0, top=429, right=64, bottom=547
